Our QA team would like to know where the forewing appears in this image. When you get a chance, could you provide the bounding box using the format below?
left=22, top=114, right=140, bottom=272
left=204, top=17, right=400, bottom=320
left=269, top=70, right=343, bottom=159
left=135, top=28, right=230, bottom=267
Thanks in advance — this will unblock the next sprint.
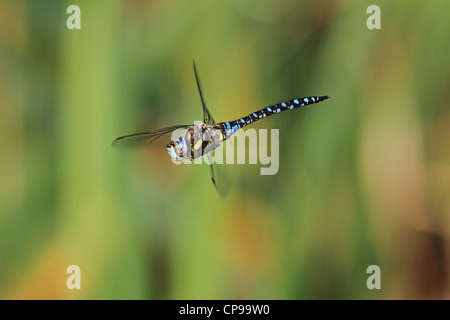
left=112, top=124, right=190, bottom=147
left=193, top=60, right=216, bottom=125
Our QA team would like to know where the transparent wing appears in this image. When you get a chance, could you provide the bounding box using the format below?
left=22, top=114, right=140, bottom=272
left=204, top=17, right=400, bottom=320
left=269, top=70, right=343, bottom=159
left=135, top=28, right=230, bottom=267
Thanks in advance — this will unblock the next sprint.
left=112, top=124, right=190, bottom=147
left=193, top=60, right=215, bottom=125
left=193, top=61, right=232, bottom=196
left=204, top=131, right=231, bottom=199
left=209, top=159, right=231, bottom=199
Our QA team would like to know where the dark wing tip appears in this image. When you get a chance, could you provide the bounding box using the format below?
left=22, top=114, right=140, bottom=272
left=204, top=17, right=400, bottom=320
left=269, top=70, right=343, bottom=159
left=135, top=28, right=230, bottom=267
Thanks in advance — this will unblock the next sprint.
left=112, top=136, right=125, bottom=146
left=111, top=132, right=152, bottom=148
left=111, top=135, right=133, bottom=148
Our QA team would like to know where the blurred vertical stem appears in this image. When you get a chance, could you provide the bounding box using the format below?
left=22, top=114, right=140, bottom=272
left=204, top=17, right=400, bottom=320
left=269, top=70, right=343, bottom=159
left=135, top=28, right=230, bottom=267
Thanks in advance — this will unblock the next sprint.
left=57, top=0, right=146, bottom=299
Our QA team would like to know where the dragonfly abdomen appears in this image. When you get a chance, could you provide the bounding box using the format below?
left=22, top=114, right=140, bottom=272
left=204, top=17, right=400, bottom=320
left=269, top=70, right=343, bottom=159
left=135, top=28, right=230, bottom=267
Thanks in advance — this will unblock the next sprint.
left=220, top=95, right=329, bottom=139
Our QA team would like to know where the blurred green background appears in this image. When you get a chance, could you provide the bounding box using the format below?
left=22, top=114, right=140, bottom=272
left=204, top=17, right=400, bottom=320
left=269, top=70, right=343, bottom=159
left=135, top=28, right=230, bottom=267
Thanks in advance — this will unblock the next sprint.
left=0, top=0, right=449, bottom=299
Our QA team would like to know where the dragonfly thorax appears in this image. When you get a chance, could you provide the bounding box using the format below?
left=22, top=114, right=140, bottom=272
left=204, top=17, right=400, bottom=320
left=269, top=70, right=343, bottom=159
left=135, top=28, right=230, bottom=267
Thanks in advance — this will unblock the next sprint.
left=166, top=123, right=224, bottom=162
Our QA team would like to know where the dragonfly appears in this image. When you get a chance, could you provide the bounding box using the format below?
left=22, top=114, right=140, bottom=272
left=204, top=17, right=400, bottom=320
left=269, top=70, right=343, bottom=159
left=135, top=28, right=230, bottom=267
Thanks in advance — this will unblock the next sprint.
left=113, top=61, right=329, bottom=196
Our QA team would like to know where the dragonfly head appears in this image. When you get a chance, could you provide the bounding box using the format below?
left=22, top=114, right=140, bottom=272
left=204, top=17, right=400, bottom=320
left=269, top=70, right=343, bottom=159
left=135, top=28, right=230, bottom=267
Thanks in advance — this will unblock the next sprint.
left=167, top=136, right=188, bottom=162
